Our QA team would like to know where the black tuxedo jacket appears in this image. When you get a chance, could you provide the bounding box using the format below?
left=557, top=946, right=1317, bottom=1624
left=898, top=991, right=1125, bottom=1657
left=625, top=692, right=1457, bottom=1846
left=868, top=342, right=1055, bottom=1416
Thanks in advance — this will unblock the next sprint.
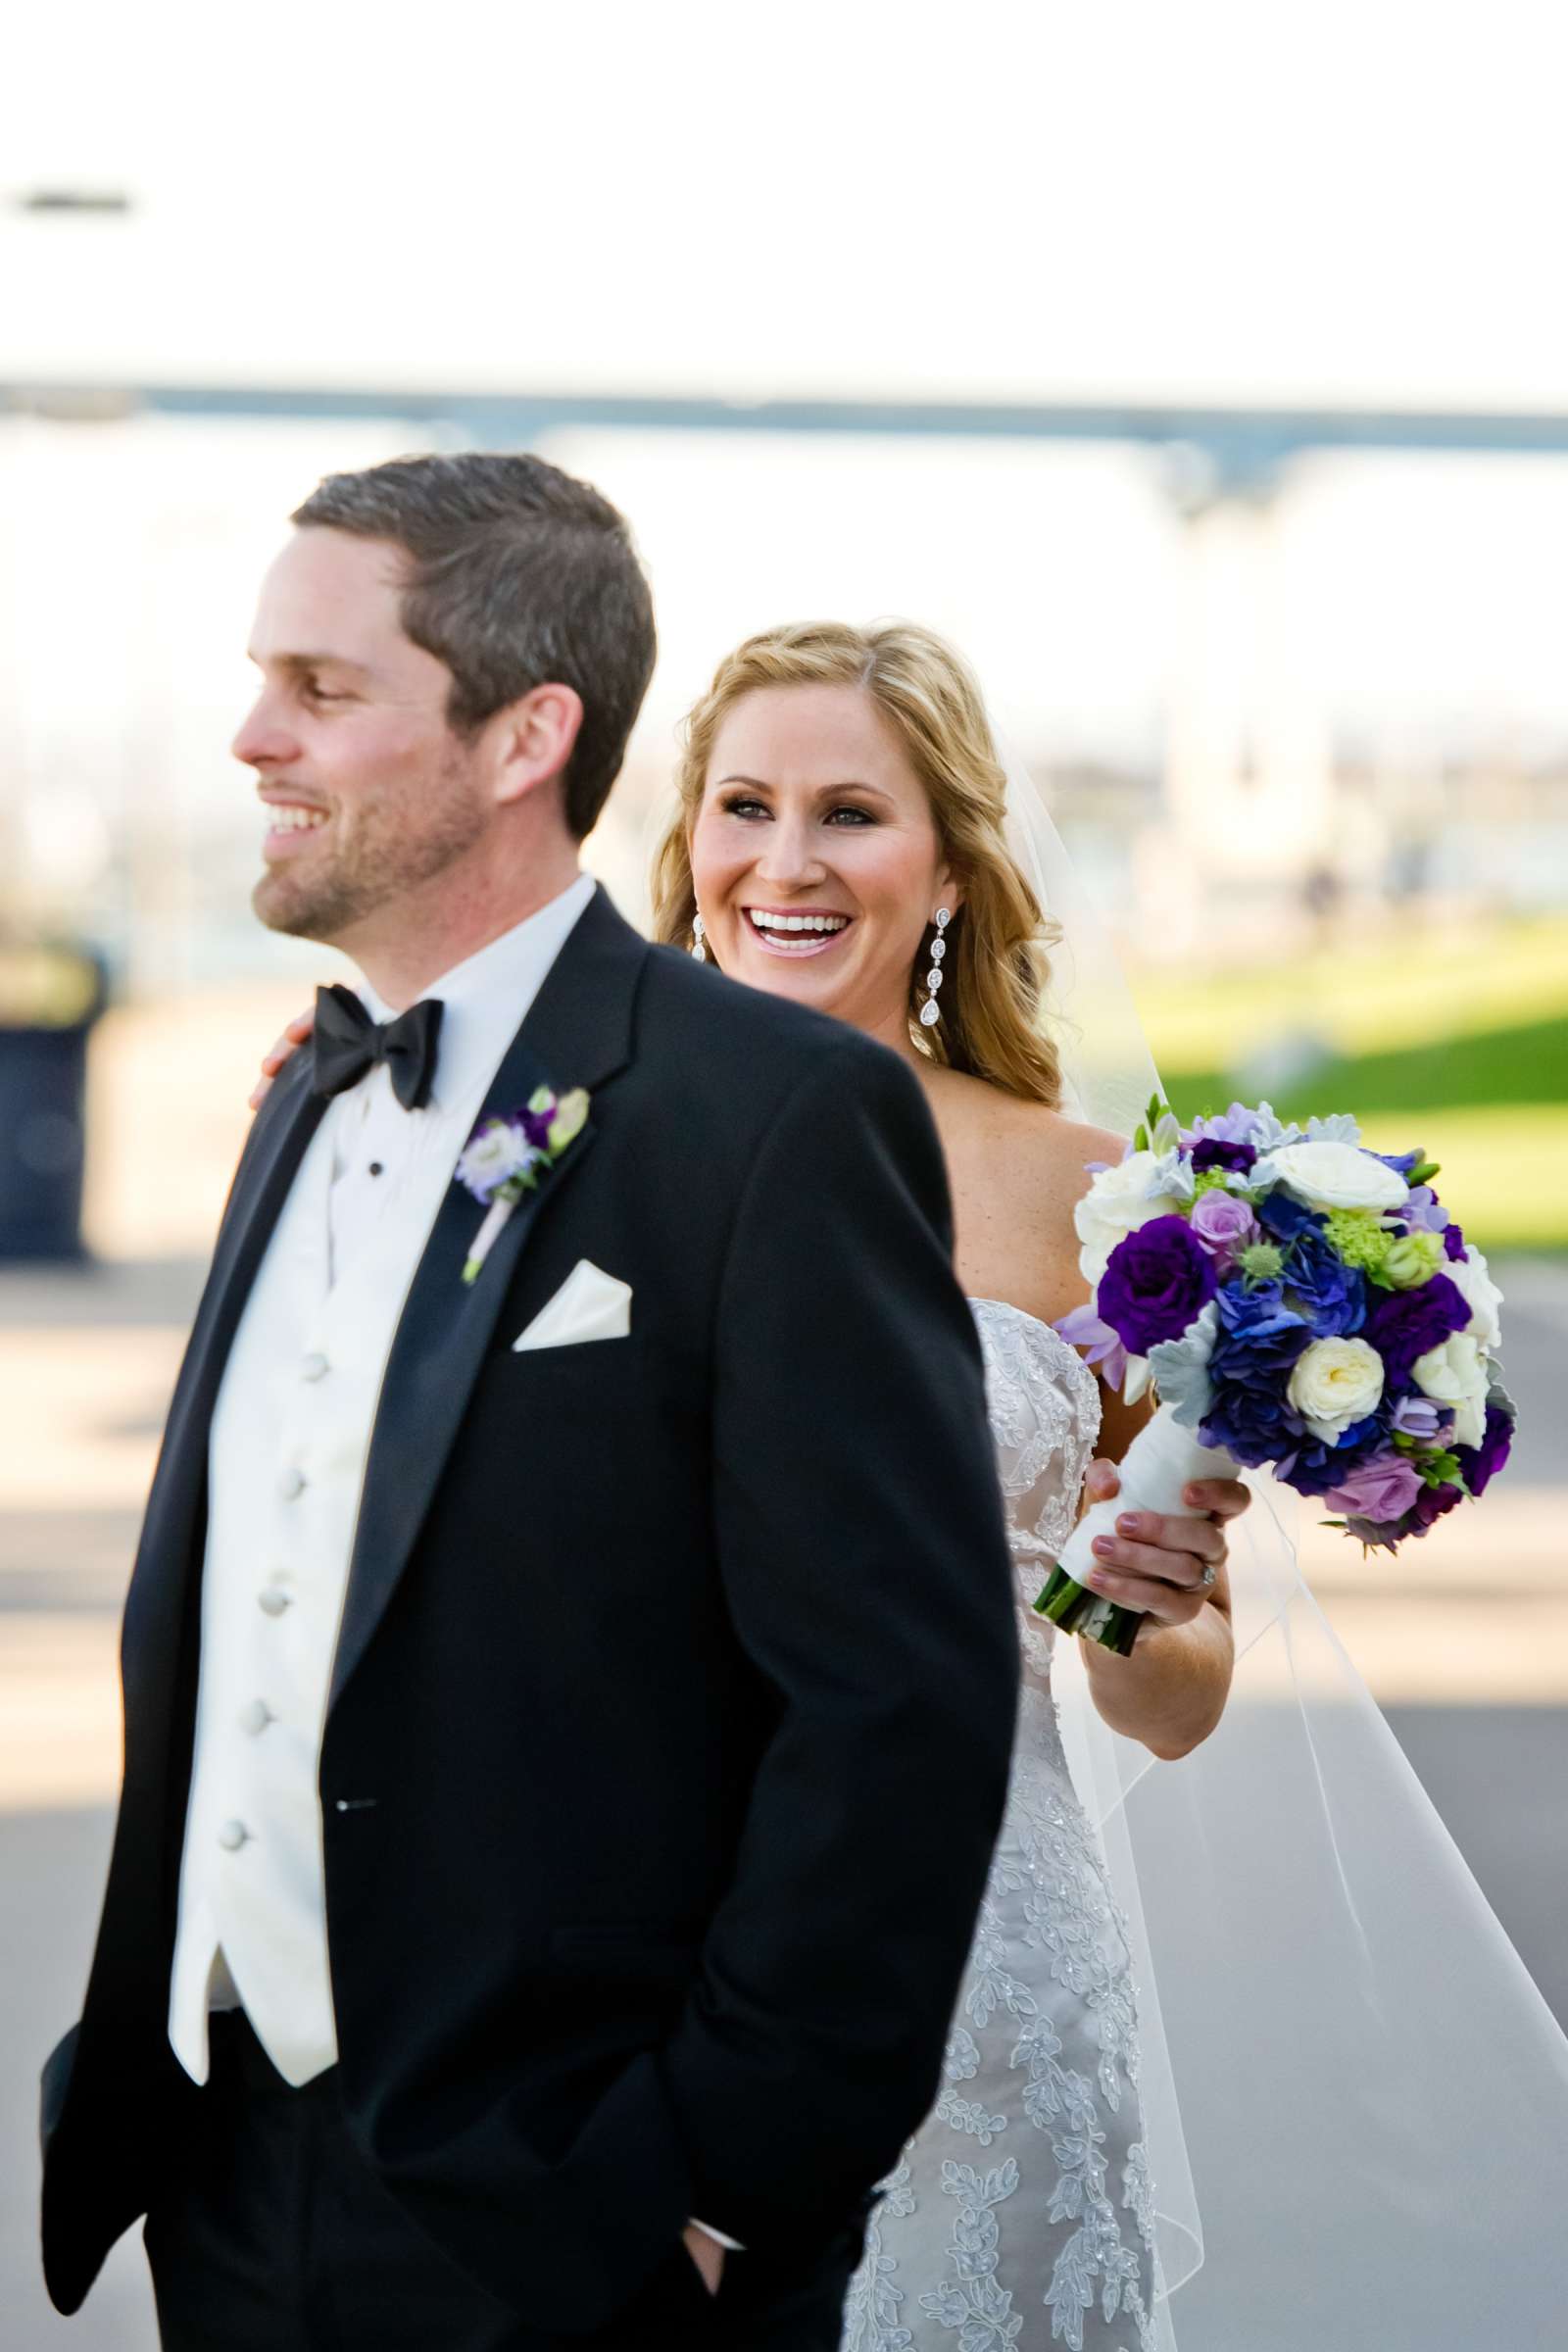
left=40, top=887, right=1018, bottom=2335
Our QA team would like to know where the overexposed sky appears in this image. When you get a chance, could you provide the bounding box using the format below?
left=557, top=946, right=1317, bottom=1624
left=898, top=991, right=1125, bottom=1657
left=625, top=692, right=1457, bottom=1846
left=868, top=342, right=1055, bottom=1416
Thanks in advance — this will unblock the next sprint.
left=5, top=0, right=1568, bottom=410
left=6, top=0, right=1568, bottom=969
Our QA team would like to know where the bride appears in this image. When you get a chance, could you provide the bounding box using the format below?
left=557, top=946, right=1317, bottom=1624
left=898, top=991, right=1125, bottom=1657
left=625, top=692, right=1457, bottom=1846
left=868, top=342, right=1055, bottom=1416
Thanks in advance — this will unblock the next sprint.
left=649, top=620, right=1234, bottom=2352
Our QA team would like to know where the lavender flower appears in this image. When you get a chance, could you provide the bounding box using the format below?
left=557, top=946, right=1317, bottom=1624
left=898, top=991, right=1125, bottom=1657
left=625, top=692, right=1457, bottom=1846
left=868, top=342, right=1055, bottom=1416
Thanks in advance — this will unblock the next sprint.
left=1054, top=1302, right=1130, bottom=1395
left=1184, top=1102, right=1269, bottom=1149
left=1402, top=1184, right=1451, bottom=1236
left=1390, top=1395, right=1449, bottom=1442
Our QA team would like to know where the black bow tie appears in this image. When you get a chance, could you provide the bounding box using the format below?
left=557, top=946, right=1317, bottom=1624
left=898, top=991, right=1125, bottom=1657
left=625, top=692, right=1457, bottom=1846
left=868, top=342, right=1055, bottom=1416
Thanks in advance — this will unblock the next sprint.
left=311, top=985, right=445, bottom=1112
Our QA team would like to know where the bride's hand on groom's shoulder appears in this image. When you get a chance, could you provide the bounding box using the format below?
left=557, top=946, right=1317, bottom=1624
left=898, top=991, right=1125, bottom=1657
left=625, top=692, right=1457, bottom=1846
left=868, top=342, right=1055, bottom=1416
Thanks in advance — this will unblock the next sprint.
left=249, top=1009, right=315, bottom=1112
left=1078, top=1457, right=1249, bottom=1629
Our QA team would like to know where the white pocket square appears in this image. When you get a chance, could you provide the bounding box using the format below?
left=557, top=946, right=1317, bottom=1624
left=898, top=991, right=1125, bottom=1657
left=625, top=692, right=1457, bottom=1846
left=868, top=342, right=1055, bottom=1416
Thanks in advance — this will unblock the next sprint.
left=512, top=1259, right=632, bottom=1351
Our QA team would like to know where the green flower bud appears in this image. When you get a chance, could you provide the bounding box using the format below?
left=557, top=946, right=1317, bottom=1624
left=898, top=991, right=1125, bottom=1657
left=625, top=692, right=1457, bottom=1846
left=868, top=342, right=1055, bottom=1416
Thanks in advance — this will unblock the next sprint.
left=1381, top=1230, right=1446, bottom=1290
left=1237, top=1241, right=1286, bottom=1284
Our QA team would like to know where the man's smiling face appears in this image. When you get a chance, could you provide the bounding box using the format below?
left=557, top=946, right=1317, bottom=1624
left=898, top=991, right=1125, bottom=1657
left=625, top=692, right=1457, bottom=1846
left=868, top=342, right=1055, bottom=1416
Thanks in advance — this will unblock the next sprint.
left=234, top=526, right=491, bottom=954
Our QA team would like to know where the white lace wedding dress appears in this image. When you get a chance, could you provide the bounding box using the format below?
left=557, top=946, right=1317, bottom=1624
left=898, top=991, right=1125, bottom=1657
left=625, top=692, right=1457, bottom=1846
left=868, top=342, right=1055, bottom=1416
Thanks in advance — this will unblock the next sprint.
left=842, top=1299, right=1161, bottom=2352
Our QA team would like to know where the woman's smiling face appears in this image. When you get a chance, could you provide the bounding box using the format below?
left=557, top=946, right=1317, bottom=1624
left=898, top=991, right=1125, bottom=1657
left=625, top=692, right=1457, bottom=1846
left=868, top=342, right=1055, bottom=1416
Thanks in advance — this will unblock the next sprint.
left=688, top=682, right=958, bottom=1043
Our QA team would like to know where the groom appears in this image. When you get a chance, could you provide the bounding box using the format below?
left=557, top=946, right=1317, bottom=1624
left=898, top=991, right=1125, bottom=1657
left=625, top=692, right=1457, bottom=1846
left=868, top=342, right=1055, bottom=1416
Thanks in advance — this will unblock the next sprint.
left=39, top=453, right=1020, bottom=2348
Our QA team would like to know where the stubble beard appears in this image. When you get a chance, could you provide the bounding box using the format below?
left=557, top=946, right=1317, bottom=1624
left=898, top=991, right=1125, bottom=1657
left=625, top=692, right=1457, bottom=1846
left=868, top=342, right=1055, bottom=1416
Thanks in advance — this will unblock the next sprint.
left=253, top=746, right=490, bottom=947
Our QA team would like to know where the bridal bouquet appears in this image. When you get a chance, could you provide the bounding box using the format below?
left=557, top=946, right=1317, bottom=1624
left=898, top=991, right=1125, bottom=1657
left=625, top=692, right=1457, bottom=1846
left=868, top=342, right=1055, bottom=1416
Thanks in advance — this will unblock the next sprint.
left=1045, top=1099, right=1516, bottom=1653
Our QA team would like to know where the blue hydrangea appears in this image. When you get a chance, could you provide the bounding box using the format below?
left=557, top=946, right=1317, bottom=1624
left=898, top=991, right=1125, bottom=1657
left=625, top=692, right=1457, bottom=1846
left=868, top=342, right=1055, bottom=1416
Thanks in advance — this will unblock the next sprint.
left=1281, top=1225, right=1367, bottom=1338
left=1276, top=1413, right=1387, bottom=1495
left=1200, top=1376, right=1301, bottom=1467
left=1256, top=1190, right=1324, bottom=1244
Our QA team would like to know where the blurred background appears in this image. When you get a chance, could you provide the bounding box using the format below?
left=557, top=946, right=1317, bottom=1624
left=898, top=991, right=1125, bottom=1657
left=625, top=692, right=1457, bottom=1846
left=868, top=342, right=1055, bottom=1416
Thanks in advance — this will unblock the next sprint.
left=3, top=3, right=1565, bottom=2342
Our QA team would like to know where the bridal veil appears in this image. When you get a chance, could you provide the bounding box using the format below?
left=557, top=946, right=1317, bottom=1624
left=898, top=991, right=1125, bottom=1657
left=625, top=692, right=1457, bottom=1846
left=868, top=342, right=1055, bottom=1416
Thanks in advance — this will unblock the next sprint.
left=1005, top=748, right=1568, bottom=2349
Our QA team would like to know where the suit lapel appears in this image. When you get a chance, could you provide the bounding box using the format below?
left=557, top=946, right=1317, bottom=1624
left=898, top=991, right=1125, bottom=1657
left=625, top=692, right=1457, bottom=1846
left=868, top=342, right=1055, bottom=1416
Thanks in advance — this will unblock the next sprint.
left=329, top=888, right=647, bottom=1711
left=124, top=1055, right=329, bottom=1686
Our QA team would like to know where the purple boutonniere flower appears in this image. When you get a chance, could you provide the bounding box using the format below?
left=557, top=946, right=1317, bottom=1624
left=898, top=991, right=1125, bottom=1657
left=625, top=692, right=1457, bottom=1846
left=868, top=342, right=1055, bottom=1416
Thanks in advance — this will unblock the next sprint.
left=454, top=1084, right=591, bottom=1284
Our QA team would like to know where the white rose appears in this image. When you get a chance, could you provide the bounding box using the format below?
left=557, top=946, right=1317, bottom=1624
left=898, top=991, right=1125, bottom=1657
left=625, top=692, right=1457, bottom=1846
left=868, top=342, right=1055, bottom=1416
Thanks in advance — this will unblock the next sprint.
left=1256, top=1139, right=1408, bottom=1215
left=1075, top=1151, right=1185, bottom=1287
left=1444, top=1243, right=1503, bottom=1351
left=1287, top=1336, right=1386, bottom=1442
left=1412, top=1332, right=1489, bottom=1449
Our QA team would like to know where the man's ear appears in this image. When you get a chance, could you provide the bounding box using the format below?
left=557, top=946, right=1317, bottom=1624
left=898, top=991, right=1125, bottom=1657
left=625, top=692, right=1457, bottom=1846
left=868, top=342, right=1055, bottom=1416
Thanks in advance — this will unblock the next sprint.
left=491, top=683, right=585, bottom=808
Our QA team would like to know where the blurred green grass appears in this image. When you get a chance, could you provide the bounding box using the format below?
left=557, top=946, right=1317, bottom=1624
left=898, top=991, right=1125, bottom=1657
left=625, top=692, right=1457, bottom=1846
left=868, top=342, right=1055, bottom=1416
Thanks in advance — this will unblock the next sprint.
left=1129, top=919, right=1568, bottom=1250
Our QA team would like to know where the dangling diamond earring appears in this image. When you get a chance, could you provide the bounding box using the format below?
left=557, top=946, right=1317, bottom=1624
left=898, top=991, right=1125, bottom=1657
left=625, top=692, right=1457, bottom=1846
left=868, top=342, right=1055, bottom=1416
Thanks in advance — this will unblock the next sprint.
left=691, top=910, right=707, bottom=963
left=918, top=907, right=951, bottom=1030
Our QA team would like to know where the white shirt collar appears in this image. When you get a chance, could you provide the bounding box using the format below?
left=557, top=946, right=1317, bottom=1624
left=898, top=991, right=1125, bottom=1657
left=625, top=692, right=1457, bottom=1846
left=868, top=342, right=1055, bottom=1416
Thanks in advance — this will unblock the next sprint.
left=356, top=872, right=597, bottom=1115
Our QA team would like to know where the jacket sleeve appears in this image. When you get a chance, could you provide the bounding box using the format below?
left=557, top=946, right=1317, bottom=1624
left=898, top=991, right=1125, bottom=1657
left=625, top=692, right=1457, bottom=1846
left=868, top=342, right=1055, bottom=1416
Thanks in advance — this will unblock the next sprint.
left=660, top=1032, right=1019, bottom=2249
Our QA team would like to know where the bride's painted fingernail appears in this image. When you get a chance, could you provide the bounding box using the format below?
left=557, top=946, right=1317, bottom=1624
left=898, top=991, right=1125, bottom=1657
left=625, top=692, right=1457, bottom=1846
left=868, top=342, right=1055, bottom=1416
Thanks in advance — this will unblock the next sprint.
left=1093, top=1537, right=1115, bottom=1558
left=1117, top=1514, right=1140, bottom=1536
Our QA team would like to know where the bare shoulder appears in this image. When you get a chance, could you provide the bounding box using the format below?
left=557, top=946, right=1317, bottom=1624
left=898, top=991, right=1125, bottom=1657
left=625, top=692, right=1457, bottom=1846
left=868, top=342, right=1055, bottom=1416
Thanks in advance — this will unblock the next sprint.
left=920, top=1071, right=1123, bottom=1325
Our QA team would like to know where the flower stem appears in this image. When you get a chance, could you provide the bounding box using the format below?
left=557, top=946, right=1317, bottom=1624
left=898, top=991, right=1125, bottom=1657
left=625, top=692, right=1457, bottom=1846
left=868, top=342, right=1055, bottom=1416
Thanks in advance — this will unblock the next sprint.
left=1033, top=1565, right=1142, bottom=1656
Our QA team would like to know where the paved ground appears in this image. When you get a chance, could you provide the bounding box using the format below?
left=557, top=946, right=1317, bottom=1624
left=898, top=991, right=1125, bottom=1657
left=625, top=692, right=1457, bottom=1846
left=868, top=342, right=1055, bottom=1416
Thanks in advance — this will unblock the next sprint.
left=1, top=1003, right=1562, bottom=2346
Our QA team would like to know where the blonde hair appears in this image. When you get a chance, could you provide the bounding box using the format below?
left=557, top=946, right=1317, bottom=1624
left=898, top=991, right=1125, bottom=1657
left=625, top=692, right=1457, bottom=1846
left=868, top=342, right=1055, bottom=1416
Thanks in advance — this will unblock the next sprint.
left=650, top=619, right=1063, bottom=1104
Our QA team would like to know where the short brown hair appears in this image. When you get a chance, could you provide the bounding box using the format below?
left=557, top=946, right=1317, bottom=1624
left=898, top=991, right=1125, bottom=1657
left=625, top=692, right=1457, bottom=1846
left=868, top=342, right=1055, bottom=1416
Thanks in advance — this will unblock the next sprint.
left=292, top=452, right=657, bottom=840
left=651, top=619, right=1063, bottom=1105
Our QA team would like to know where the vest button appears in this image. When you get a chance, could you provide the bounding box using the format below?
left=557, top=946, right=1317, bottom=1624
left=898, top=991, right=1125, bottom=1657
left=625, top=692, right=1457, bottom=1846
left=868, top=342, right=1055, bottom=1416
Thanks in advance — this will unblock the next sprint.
left=239, top=1699, right=273, bottom=1737
left=218, top=1820, right=249, bottom=1852
left=301, top=1352, right=329, bottom=1382
left=258, top=1588, right=292, bottom=1618
left=279, top=1466, right=307, bottom=1500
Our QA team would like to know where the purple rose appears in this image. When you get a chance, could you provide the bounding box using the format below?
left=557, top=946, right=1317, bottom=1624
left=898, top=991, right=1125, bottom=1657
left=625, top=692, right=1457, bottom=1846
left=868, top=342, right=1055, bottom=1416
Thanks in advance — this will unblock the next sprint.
left=519, top=1104, right=557, bottom=1151
left=1323, top=1449, right=1424, bottom=1522
left=1191, top=1138, right=1258, bottom=1177
left=1189, top=1190, right=1260, bottom=1261
left=1455, top=1402, right=1513, bottom=1499
left=1098, top=1216, right=1218, bottom=1355
left=1443, top=1221, right=1467, bottom=1262
left=1361, top=1273, right=1469, bottom=1391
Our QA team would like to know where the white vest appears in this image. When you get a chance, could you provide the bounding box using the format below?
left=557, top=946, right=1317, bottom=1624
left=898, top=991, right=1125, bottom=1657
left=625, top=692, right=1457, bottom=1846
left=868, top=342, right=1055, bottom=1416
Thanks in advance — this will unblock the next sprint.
left=168, top=879, right=598, bottom=2090
left=168, top=1108, right=463, bottom=2085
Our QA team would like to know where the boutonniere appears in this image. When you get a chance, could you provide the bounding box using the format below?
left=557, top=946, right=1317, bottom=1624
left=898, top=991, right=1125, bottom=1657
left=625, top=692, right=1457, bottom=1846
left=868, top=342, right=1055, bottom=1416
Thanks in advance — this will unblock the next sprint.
left=454, top=1085, right=591, bottom=1285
